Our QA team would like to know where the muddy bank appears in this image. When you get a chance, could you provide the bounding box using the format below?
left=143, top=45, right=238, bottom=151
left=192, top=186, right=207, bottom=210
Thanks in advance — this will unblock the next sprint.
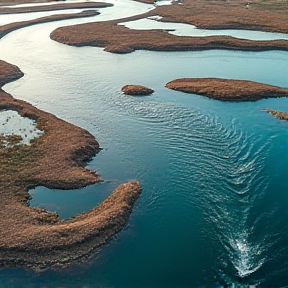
left=165, top=78, right=288, bottom=101
left=122, top=84, right=154, bottom=96
left=0, top=60, right=141, bottom=270
left=262, top=109, right=288, bottom=121
left=0, top=2, right=112, bottom=14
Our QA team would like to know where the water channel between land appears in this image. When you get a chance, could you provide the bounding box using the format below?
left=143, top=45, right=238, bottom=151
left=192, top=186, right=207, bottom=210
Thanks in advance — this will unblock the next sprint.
left=0, top=1, right=288, bottom=287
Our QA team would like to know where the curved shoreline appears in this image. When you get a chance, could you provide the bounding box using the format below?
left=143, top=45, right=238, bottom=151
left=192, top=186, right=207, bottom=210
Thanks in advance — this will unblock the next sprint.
left=50, top=18, right=288, bottom=54
left=165, top=78, right=288, bottom=102
left=0, top=60, right=142, bottom=270
left=49, top=0, right=288, bottom=53
left=121, top=84, right=154, bottom=96
left=0, top=10, right=99, bottom=40
left=262, top=109, right=288, bottom=121
left=142, top=0, right=288, bottom=34
left=0, top=2, right=112, bottom=14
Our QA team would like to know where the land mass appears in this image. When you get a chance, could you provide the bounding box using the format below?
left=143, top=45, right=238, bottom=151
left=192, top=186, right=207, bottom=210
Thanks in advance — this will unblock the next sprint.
left=50, top=0, right=288, bottom=54
left=262, top=109, right=288, bottom=121
left=165, top=78, right=288, bottom=101
left=121, top=84, right=154, bottom=96
left=0, top=2, right=112, bottom=14
left=0, top=10, right=99, bottom=40
left=148, top=0, right=288, bottom=34
left=50, top=20, right=288, bottom=54
left=0, top=0, right=64, bottom=5
left=0, top=60, right=141, bottom=270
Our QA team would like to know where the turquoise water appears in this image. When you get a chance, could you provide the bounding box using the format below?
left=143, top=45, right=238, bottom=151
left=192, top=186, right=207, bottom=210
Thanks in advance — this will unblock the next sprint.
left=0, top=4, right=288, bottom=288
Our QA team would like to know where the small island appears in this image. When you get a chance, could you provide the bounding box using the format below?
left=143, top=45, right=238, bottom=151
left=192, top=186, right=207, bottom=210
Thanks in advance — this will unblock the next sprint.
left=165, top=78, right=288, bottom=101
left=121, top=84, right=154, bottom=96
left=50, top=0, right=288, bottom=54
left=262, top=109, right=288, bottom=121
left=0, top=60, right=142, bottom=270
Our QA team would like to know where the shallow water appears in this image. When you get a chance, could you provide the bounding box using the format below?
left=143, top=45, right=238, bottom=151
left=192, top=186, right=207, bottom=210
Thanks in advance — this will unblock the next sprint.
left=0, top=110, right=43, bottom=145
left=120, top=17, right=288, bottom=41
left=0, top=0, right=154, bottom=25
left=0, top=2, right=288, bottom=288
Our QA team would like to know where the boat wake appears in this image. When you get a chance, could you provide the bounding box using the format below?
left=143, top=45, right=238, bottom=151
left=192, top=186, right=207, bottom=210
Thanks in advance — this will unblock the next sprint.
left=112, top=95, right=287, bottom=285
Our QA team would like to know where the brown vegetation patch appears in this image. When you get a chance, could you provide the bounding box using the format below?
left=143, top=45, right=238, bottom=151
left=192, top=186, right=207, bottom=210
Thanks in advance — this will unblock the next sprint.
left=0, top=0, right=63, bottom=6
left=144, top=0, right=288, bottom=34
left=0, top=10, right=99, bottom=40
left=165, top=78, right=288, bottom=101
left=122, top=84, right=154, bottom=96
left=262, top=109, right=288, bottom=121
left=50, top=18, right=288, bottom=54
left=0, top=60, right=24, bottom=87
left=0, top=60, right=142, bottom=270
left=0, top=2, right=113, bottom=14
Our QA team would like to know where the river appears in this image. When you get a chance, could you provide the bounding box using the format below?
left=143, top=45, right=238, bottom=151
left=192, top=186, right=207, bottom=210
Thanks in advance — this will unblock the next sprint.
left=0, top=1, right=288, bottom=287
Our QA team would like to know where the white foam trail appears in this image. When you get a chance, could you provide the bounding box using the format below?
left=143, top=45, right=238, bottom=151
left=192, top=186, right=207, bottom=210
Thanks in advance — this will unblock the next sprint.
left=229, top=231, right=265, bottom=278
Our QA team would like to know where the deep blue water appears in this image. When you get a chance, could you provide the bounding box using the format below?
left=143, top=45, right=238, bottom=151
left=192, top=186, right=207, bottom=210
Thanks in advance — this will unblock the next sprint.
left=0, top=3, right=288, bottom=287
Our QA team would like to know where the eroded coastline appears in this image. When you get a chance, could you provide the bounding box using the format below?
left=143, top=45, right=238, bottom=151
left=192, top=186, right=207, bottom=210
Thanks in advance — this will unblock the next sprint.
left=0, top=59, right=142, bottom=270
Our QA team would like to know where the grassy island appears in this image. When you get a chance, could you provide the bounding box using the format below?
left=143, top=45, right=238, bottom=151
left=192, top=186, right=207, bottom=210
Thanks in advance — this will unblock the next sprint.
left=165, top=78, right=288, bottom=102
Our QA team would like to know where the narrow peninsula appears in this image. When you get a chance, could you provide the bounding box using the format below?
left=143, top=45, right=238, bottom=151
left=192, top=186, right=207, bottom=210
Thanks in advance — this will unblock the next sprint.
left=262, top=109, right=288, bottom=121
left=0, top=60, right=141, bottom=270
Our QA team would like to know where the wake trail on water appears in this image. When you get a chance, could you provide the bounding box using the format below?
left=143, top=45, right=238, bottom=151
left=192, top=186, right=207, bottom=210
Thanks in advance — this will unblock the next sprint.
left=112, top=96, right=288, bottom=285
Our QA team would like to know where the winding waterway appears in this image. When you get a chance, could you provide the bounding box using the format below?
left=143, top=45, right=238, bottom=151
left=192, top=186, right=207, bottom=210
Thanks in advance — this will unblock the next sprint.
left=0, top=1, right=288, bottom=287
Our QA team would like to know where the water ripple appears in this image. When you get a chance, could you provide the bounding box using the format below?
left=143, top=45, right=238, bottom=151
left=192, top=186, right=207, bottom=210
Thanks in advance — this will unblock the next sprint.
left=111, top=95, right=277, bottom=283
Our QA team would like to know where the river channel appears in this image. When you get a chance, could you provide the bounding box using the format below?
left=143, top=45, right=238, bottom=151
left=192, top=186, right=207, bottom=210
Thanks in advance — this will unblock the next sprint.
left=0, top=1, right=288, bottom=287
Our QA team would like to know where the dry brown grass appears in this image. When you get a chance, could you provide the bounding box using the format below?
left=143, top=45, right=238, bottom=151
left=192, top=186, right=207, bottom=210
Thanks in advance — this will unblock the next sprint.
left=262, top=109, right=288, bottom=120
left=0, top=2, right=112, bottom=14
left=50, top=0, right=288, bottom=54
left=50, top=20, right=288, bottom=53
left=0, top=60, right=142, bottom=270
left=121, top=84, right=154, bottom=95
left=153, top=0, right=288, bottom=33
left=165, top=78, right=288, bottom=101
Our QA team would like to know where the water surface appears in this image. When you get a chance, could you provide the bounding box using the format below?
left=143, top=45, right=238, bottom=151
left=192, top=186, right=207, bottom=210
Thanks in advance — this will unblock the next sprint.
left=0, top=3, right=288, bottom=288
left=121, top=17, right=288, bottom=41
